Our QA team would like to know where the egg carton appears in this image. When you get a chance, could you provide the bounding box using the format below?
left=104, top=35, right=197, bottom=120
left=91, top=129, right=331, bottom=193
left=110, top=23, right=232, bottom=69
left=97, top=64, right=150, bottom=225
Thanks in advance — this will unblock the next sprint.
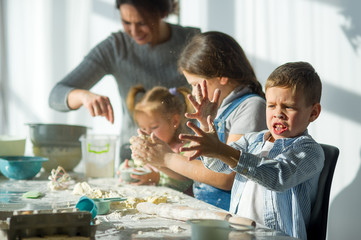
left=0, top=209, right=96, bottom=239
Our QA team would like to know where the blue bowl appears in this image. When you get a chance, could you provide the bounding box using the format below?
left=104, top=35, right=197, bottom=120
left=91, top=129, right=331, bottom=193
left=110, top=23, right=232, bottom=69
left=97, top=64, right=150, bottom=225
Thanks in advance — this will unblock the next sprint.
left=0, top=156, right=48, bottom=180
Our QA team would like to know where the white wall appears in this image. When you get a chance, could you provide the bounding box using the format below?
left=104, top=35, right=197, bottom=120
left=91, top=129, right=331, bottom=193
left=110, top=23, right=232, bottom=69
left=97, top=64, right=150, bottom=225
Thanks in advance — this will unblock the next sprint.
left=2, top=0, right=361, bottom=239
left=180, top=0, right=361, bottom=239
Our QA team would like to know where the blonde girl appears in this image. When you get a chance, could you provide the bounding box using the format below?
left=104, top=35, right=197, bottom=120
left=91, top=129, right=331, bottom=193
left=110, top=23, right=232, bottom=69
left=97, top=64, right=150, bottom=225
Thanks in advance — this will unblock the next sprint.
left=122, top=85, right=193, bottom=193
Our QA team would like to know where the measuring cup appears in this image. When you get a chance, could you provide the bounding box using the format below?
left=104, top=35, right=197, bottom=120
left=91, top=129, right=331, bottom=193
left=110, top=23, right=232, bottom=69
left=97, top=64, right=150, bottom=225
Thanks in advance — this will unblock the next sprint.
left=92, top=197, right=127, bottom=215
left=75, top=196, right=98, bottom=219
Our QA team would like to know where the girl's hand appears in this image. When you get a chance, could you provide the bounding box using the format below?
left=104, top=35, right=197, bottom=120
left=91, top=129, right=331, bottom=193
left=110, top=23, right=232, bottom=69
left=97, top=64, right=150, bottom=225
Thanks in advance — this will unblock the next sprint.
left=130, top=131, right=173, bottom=167
left=185, top=80, right=220, bottom=131
left=130, top=164, right=160, bottom=185
left=179, top=116, right=221, bottom=160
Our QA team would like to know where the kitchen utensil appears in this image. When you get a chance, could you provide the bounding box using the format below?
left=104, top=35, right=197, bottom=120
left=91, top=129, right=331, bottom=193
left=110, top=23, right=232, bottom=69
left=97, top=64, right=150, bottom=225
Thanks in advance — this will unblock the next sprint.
left=0, top=135, right=26, bottom=156
left=27, top=123, right=87, bottom=172
left=22, top=191, right=43, bottom=199
left=136, top=202, right=231, bottom=221
left=92, top=197, right=127, bottom=215
left=32, top=145, right=82, bottom=172
left=0, top=156, right=48, bottom=180
left=136, top=202, right=256, bottom=227
left=75, top=196, right=98, bottom=219
left=27, top=123, right=87, bottom=147
left=80, top=134, right=118, bottom=178
left=119, top=167, right=152, bottom=183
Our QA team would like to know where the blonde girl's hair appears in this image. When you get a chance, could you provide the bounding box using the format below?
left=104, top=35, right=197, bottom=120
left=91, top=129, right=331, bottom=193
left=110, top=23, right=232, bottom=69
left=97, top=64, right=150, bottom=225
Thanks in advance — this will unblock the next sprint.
left=126, top=85, right=193, bottom=133
left=178, top=31, right=264, bottom=98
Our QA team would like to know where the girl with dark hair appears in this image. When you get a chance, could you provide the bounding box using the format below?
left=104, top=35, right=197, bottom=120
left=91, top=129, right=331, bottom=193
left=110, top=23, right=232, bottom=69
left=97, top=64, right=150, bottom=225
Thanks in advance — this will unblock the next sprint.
left=131, top=31, right=266, bottom=210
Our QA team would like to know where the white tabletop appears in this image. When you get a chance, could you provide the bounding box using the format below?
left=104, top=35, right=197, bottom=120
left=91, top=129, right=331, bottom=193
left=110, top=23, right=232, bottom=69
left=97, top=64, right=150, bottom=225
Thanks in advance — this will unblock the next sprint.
left=0, top=172, right=298, bottom=240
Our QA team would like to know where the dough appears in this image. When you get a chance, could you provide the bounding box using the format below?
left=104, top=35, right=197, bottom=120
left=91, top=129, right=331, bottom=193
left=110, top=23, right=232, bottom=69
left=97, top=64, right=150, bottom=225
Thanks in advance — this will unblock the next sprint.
left=129, top=134, right=153, bottom=166
left=124, top=195, right=167, bottom=209
left=136, top=202, right=231, bottom=221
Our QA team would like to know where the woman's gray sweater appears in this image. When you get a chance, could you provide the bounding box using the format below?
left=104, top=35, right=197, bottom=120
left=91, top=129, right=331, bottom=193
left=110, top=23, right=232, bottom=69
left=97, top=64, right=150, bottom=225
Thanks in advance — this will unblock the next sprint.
left=49, top=23, right=200, bottom=151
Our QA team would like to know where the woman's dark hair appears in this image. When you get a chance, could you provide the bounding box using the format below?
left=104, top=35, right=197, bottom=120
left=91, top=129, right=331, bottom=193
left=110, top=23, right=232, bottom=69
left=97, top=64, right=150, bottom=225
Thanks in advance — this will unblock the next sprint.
left=115, top=0, right=178, bottom=18
left=115, top=0, right=178, bottom=45
left=178, top=31, right=264, bottom=98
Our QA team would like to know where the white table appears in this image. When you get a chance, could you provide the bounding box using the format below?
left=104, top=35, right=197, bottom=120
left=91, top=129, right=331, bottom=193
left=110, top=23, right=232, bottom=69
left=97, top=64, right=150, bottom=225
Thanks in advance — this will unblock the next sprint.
left=0, top=172, right=298, bottom=240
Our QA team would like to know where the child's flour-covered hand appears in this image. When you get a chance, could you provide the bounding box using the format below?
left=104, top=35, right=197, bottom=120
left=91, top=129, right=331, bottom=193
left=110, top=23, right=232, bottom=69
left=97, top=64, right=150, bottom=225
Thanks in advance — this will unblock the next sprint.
left=179, top=116, right=222, bottom=160
left=130, top=131, right=174, bottom=167
left=185, top=80, right=220, bottom=131
left=129, top=132, right=152, bottom=166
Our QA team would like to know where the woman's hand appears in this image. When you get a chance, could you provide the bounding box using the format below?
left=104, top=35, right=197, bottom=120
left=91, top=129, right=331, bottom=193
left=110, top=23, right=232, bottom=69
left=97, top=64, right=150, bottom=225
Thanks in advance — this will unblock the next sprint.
left=185, top=80, right=220, bottom=131
left=130, top=130, right=174, bottom=167
left=179, top=116, right=222, bottom=160
left=68, top=89, right=114, bottom=124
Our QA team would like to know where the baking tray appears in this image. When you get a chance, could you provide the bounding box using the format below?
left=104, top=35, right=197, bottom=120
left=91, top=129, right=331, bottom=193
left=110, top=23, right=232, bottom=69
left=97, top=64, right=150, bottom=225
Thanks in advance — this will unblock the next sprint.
left=0, top=209, right=97, bottom=239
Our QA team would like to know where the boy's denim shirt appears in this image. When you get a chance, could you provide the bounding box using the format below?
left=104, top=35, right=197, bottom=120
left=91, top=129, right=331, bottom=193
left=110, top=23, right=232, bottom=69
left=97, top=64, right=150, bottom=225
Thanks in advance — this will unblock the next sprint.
left=202, top=129, right=325, bottom=240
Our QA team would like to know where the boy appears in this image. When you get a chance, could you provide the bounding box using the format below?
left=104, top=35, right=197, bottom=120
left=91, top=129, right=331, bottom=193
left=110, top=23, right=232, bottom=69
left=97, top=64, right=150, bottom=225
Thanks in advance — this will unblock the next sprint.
left=179, top=61, right=324, bottom=240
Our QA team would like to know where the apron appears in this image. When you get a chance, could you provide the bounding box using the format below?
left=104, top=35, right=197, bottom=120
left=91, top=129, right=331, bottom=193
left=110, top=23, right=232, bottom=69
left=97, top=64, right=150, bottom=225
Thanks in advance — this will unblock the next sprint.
left=193, top=93, right=258, bottom=211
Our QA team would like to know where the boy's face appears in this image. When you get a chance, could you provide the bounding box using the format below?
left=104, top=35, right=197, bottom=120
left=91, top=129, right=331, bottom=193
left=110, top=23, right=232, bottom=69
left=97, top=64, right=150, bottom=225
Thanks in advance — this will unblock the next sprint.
left=265, top=87, right=321, bottom=141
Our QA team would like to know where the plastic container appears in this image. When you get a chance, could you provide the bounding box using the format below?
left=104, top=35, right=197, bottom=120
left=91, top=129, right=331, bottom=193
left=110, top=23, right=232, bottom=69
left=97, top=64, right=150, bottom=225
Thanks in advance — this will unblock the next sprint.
left=187, top=219, right=231, bottom=240
left=0, top=135, right=26, bottom=156
left=92, top=197, right=127, bottom=215
left=80, top=134, right=118, bottom=178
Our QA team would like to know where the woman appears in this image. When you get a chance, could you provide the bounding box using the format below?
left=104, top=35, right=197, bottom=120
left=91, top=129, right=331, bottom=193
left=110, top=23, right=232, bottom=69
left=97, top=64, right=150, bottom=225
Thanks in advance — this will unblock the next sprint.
left=48, top=0, right=200, bottom=161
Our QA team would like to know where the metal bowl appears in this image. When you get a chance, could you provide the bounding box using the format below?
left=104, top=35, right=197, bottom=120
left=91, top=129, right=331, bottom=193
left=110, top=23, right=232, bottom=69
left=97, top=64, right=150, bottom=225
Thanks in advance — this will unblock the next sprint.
left=32, top=145, right=82, bottom=172
left=27, top=123, right=87, bottom=172
left=0, top=156, right=48, bottom=180
left=27, top=123, right=87, bottom=147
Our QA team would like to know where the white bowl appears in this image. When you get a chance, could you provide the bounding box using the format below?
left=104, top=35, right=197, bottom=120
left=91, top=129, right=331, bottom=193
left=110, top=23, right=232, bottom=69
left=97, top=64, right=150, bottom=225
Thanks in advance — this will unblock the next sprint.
left=119, top=168, right=151, bottom=183
left=0, top=135, right=26, bottom=156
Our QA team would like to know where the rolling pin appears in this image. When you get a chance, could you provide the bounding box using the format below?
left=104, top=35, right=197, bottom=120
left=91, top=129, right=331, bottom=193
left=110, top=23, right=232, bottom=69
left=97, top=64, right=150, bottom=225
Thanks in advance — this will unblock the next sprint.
left=136, top=202, right=256, bottom=227
left=226, top=215, right=256, bottom=228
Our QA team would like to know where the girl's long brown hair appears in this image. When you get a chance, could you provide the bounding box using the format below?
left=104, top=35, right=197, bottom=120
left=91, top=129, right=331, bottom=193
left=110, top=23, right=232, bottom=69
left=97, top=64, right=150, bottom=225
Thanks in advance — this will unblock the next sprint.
left=178, top=31, right=264, bottom=98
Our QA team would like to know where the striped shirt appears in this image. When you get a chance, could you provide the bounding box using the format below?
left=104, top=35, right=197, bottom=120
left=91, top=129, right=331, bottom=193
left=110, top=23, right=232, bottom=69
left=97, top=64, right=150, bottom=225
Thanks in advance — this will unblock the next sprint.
left=202, top=130, right=325, bottom=240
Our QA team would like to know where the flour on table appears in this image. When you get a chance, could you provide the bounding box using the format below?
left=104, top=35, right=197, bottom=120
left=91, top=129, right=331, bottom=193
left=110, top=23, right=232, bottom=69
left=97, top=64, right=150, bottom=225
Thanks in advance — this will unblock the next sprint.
left=72, top=182, right=119, bottom=199
left=72, top=182, right=102, bottom=198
